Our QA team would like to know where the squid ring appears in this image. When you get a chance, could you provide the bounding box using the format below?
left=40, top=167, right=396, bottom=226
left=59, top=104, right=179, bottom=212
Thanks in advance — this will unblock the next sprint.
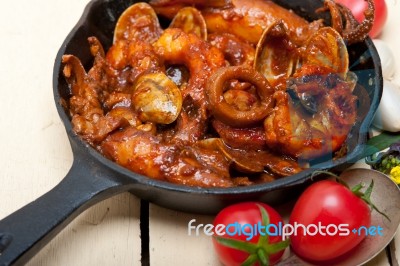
left=206, top=66, right=274, bottom=127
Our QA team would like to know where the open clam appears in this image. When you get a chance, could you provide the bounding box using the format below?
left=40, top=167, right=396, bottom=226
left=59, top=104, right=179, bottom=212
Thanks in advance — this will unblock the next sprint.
left=301, top=27, right=349, bottom=75
left=132, top=72, right=182, bottom=124
left=255, top=24, right=349, bottom=88
left=113, top=2, right=162, bottom=43
left=196, top=138, right=302, bottom=176
left=254, top=21, right=298, bottom=88
left=169, top=7, right=207, bottom=40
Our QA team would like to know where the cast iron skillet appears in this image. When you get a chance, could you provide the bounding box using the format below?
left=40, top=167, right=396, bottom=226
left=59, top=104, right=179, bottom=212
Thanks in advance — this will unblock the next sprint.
left=0, top=0, right=382, bottom=264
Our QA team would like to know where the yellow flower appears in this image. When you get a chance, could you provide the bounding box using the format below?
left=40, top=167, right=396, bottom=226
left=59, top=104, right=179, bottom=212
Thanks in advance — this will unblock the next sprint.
left=390, top=166, right=400, bottom=184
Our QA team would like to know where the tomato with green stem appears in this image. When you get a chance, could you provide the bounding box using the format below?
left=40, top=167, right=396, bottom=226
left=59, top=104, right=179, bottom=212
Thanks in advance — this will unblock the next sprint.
left=289, top=176, right=389, bottom=262
left=212, top=202, right=289, bottom=266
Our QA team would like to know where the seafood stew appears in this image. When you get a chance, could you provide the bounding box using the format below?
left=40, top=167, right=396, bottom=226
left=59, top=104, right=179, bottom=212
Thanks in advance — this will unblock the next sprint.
left=59, top=0, right=381, bottom=188
left=0, top=2, right=382, bottom=264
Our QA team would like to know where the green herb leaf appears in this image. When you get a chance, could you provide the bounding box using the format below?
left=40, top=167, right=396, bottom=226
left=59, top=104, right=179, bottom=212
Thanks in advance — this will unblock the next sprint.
left=362, top=132, right=400, bottom=158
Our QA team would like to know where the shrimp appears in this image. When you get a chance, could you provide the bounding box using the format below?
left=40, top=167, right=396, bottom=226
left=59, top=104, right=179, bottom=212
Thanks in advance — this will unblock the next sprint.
left=151, top=0, right=320, bottom=45
left=153, top=28, right=225, bottom=106
left=105, top=40, right=164, bottom=93
left=152, top=28, right=226, bottom=144
left=101, top=127, right=233, bottom=187
left=150, top=0, right=375, bottom=45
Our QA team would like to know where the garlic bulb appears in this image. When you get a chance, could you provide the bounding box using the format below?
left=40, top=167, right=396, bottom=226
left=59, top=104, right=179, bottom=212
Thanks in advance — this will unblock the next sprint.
left=373, top=39, right=396, bottom=80
left=372, top=80, right=400, bottom=132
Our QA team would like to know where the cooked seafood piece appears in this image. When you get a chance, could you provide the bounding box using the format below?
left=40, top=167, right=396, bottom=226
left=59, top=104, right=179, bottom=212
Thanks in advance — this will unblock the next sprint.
left=169, top=7, right=207, bottom=40
left=101, top=127, right=233, bottom=187
left=209, top=33, right=255, bottom=68
left=150, top=0, right=375, bottom=45
left=206, top=66, right=274, bottom=127
left=114, top=2, right=162, bottom=43
left=132, top=72, right=182, bottom=124
left=62, top=0, right=372, bottom=187
left=196, top=138, right=302, bottom=176
left=254, top=21, right=298, bottom=89
left=264, top=73, right=358, bottom=159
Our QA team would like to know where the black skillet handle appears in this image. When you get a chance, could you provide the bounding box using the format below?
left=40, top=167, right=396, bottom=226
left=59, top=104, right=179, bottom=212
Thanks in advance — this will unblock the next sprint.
left=0, top=155, right=134, bottom=266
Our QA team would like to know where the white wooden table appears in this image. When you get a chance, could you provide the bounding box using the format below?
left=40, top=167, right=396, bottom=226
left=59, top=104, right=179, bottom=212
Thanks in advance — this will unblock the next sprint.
left=0, top=0, right=399, bottom=265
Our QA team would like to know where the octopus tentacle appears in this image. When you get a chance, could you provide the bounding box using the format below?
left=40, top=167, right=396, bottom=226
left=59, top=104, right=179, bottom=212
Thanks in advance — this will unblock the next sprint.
left=323, top=0, right=375, bottom=44
left=341, top=0, right=374, bottom=44
left=88, top=36, right=105, bottom=58
left=319, top=0, right=343, bottom=36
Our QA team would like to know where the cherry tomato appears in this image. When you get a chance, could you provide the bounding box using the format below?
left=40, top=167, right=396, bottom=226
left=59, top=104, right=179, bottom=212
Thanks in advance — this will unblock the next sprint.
left=212, top=202, right=288, bottom=266
left=335, top=0, right=388, bottom=38
left=289, top=180, right=371, bottom=262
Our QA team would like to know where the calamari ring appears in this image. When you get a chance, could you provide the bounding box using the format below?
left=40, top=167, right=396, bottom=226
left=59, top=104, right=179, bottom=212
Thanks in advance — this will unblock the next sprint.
left=207, top=66, right=274, bottom=127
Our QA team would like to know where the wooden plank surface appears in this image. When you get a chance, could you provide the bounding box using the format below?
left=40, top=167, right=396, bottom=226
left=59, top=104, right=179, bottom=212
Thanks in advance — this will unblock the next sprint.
left=148, top=0, right=400, bottom=265
left=0, top=0, right=399, bottom=266
left=0, top=1, right=141, bottom=265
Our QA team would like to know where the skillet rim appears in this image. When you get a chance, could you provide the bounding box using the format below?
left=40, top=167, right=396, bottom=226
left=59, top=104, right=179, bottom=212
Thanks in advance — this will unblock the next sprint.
left=53, top=0, right=383, bottom=196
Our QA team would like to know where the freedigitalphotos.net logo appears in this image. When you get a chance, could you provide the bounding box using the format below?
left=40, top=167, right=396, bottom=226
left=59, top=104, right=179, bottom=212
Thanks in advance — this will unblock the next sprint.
left=188, top=219, right=383, bottom=241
